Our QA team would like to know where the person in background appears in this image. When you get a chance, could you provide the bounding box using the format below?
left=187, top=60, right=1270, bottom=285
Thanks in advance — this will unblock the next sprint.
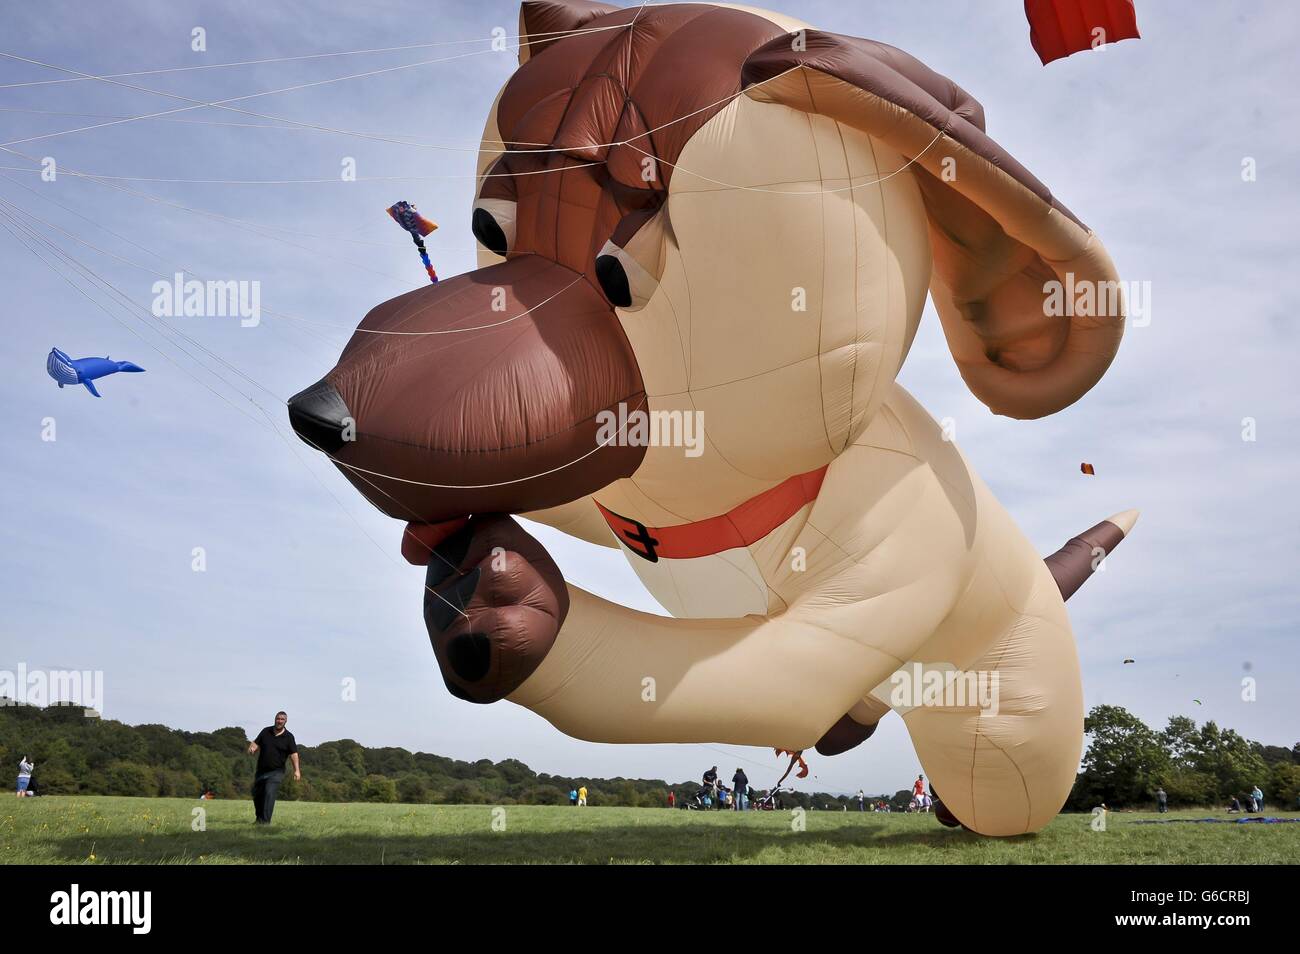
left=246, top=710, right=300, bottom=825
left=856, top=789, right=865, bottom=812
left=732, top=768, right=749, bottom=810
left=912, top=774, right=925, bottom=806
left=702, top=765, right=719, bottom=799
left=1155, top=787, right=1168, bottom=813
left=1251, top=784, right=1264, bottom=813
left=16, top=756, right=33, bottom=798
left=667, top=790, right=676, bottom=808
left=569, top=787, right=578, bottom=806
left=578, top=784, right=588, bottom=806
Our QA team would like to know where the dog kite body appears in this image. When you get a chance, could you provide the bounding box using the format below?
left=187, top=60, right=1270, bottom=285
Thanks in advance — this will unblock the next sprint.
left=290, top=1, right=1133, bottom=835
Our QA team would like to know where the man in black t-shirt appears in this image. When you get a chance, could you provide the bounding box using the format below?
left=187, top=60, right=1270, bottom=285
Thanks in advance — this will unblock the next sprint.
left=247, top=710, right=301, bottom=824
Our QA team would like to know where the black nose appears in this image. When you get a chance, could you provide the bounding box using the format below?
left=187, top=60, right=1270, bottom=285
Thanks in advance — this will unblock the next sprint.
left=287, top=379, right=352, bottom=454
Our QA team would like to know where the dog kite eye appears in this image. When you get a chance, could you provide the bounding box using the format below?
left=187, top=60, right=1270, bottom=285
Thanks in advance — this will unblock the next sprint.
left=594, top=210, right=666, bottom=312
left=471, top=199, right=516, bottom=257
left=595, top=254, right=633, bottom=308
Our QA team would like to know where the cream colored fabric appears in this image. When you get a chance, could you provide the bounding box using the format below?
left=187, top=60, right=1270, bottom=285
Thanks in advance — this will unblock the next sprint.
left=511, top=385, right=1084, bottom=836
left=747, top=66, right=1124, bottom=419
left=483, top=2, right=1118, bottom=836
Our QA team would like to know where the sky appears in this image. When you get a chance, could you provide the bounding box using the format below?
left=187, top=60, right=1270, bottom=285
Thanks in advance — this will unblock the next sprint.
left=0, top=1, right=1297, bottom=796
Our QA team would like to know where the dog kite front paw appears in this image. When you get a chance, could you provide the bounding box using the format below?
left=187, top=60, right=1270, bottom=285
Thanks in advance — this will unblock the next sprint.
left=420, top=514, right=568, bottom=703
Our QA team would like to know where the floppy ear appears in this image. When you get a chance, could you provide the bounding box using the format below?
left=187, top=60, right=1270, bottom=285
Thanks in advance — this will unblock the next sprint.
left=517, top=0, right=621, bottom=66
left=743, top=31, right=1124, bottom=420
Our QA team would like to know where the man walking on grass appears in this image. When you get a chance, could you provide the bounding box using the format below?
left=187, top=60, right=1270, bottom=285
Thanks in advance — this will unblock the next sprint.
left=247, top=710, right=300, bottom=825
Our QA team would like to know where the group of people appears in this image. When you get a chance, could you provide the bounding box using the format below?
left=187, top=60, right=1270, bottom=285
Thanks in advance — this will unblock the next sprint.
left=35, top=721, right=1286, bottom=824
left=1224, top=785, right=1267, bottom=814
left=849, top=774, right=937, bottom=812
left=690, top=765, right=760, bottom=810
left=1151, top=784, right=1269, bottom=815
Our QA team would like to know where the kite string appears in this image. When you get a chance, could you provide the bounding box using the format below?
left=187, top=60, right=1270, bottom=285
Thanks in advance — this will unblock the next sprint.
left=0, top=192, right=647, bottom=552
left=0, top=22, right=638, bottom=155
left=0, top=174, right=590, bottom=338
left=0, top=156, right=606, bottom=184
left=0, top=197, right=286, bottom=407
left=0, top=206, right=269, bottom=426
left=0, top=181, right=343, bottom=352
left=0, top=203, right=472, bottom=614
left=0, top=66, right=944, bottom=194
left=0, top=22, right=632, bottom=90
left=621, top=116, right=952, bottom=194
left=0, top=148, right=424, bottom=289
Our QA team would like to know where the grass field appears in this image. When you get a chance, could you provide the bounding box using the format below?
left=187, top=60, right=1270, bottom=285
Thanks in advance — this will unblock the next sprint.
left=3, top=797, right=1297, bottom=864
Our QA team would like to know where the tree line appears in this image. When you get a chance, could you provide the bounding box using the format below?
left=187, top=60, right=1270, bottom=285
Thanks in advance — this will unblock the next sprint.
left=1065, top=705, right=1298, bottom=810
left=2, top=700, right=1295, bottom=811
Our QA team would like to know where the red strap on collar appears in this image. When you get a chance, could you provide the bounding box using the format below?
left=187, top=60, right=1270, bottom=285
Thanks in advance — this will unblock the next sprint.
left=595, top=466, right=828, bottom=562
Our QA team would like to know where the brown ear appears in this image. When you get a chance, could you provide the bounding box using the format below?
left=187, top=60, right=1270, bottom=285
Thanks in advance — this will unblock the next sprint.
left=518, top=0, right=621, bottom=66
left=743, top=31, right=1124, bottom=420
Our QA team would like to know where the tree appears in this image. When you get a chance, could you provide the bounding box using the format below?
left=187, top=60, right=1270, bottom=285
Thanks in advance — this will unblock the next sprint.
left=103, top=760, right=159, bottom=797
left=1267, top=762, right=1300, bottom=809
left=443, top=781, right=486, bottom=804
left=1192, top=722, right=1268, bottom=799
left=361, top=774, right=397, bottom=803
left=1160, top=766, right=1216, bottom=807
left=34, top=765, right=78, bottom=795
left=1253, top=743, right=1294, bottom=766
left=1074, top=705, right=1169, bottom=807
left=1161, top=715, right=1199, bottom=766
left=397, top=775, right=430, bottom=803
left=157, top=768, right=202, bottom=798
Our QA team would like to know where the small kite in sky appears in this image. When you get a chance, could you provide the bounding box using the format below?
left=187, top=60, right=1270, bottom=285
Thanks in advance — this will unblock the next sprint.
left=387, top=200, right=439, bottom=284
left=1081, top=462, right=1096, bottom=475
left=1025, top=0, right=1141, bottom=65
left=47, top=347, right=144, bottom=397
left=1193, top=699, right=1203, bottom=705
left=1123, top=658, right=1135, bottom=664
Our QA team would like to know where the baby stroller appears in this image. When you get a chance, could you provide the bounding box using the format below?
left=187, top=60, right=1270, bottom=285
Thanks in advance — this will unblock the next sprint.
left=750, top=787, right=788, bottom=811
left=683, top=785, right=713, bottom=810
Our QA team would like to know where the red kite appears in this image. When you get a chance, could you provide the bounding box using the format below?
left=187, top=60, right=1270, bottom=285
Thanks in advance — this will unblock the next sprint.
left=1025, top=0, right=1141, bottom=65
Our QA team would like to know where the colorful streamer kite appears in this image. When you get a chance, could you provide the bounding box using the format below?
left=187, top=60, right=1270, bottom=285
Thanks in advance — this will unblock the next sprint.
left=387, top=201, right=439, bottom=284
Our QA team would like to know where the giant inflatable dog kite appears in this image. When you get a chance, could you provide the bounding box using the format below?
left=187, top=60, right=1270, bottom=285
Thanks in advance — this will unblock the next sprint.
left=289, top=0, right=1134, bottom=836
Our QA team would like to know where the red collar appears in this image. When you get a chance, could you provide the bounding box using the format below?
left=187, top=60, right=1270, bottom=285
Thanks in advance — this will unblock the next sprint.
left=595, top=466, right=828, bottom=563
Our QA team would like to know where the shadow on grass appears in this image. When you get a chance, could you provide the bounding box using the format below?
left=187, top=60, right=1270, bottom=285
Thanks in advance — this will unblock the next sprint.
left=44, top=818, right=997, bottom=865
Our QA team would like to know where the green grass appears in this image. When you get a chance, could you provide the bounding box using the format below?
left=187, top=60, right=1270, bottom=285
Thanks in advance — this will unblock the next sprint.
left=2, top=797, right=1297, bottom=864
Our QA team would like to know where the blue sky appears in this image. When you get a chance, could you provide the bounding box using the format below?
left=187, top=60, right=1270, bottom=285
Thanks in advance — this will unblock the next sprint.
left=1, top=1, right=1296, bottom=796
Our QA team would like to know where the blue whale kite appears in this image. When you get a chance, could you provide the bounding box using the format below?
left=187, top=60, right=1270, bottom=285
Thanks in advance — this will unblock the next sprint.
left=47, top=347, right=144, bottom=397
